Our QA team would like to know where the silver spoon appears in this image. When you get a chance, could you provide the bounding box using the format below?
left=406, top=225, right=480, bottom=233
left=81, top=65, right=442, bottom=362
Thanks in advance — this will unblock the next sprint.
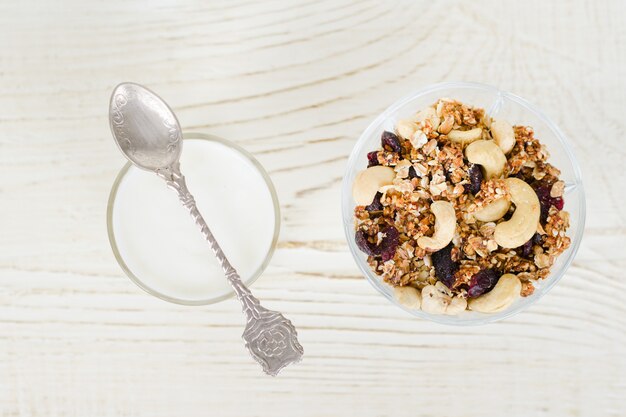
left=108, top=82, right=303, bottom=376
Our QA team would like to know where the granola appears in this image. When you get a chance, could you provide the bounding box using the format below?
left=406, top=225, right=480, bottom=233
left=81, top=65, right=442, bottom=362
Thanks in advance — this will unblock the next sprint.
left=352, top=98, right=571, bottom=315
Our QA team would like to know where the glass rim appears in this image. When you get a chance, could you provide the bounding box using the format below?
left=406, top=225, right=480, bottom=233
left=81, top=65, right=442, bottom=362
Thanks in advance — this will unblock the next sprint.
left=341, top=81, right=586, bottom=325
left=106, top=132, right=281, bottom=306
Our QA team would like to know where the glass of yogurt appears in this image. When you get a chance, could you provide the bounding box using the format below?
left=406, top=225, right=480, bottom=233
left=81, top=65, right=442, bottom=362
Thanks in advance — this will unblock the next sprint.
left=107, top=132, right=280, bottom=305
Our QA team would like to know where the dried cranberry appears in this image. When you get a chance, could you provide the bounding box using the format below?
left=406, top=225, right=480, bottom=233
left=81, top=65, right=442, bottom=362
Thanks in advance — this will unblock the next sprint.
left=431, top=243, right=459, bottom=288
left=467, top=269, right=499, bottom=298
left=533, top=182, right=564, bottom=224
left=519, top=232, right=541, bottom=258
left=533, top=184, right=551, bottom=222
left=354, top=225, right=399, bottom=262
left=380, top=226, right=399, bottom=262
left=365, top=192, right=383, bottom=211
left=355, top=230, right=376, bottom=256
left=367, top=151, right=379, bottom=167
left=381, top=131, right=402, bottom=153
left=465, top=164, right=483, bottom=195
left=519, top=239, right=533, bottom=258
left=408, top=166, right=418, bottom=179
left=553, top=197, right=564, bottom=211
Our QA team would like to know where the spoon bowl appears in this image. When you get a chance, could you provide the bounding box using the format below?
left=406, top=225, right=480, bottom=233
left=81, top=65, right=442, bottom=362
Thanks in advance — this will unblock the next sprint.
left=109, top=82, right=183, bottom=171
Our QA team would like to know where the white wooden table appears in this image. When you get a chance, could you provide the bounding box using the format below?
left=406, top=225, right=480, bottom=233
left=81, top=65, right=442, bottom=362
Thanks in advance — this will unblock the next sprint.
left=1, top=1, right=625, bottom=416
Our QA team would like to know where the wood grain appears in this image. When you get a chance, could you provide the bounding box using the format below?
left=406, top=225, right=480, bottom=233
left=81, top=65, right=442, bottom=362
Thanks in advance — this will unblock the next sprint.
left=1, top=0, right=625, bottom=416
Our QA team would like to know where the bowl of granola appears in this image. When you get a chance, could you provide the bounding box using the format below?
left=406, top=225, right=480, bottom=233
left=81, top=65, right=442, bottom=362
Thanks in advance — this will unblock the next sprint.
left=342, top=82, right=585, bottom=325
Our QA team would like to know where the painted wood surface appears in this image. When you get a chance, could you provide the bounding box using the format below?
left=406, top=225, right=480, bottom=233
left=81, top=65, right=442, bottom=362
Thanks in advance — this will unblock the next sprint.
left=1, top=1, right=624, bottom=416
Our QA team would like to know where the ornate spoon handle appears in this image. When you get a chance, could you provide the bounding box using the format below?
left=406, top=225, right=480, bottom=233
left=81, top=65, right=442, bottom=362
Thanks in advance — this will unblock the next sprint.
left=156, top=162, right=303, bottom=376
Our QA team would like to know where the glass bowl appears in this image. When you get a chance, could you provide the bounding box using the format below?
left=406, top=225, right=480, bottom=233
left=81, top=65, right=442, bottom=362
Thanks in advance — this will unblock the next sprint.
left=107, top=132, right=281, bottom=306
left=341, top=82, right=585, bottom=325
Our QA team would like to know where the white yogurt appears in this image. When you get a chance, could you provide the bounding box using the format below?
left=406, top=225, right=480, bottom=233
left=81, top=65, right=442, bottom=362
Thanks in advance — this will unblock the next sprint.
left=111, top=137, right=277, bottom=303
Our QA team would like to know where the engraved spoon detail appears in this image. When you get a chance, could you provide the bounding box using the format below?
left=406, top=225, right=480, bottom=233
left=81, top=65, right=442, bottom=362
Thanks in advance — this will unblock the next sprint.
left=108, top=82, right=303, bottom=376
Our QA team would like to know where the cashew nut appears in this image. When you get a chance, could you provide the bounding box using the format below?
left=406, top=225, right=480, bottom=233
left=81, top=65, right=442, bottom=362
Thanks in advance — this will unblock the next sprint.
left=417, top=201, right=457, bottom=251
left=396, top=119, right=417, bottom=139
left=421, top=282, right=467, bottom=315
left=494, top=178, right=541, bottom=248
left=412, top=107, right=440, bottom=129
left=468, top=273, right=521, bottom=313
left=393, top=286, right=421, bottom=310
left=446, top=296, right=467, bottom=315
left=465, top=140, right=507, bottom=179
left=447, top=127, right=483, bottom=144
left=352, top=166, right=395, bottom=206
left=473, top=198, right=511, bottom=222
left=490, top=119, right=516, bottom=154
